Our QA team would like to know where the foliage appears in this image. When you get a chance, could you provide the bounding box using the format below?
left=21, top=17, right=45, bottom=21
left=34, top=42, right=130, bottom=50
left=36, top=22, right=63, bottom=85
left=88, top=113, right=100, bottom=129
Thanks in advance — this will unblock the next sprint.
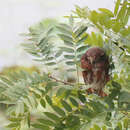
left=0, top=0, right=130, bottom=130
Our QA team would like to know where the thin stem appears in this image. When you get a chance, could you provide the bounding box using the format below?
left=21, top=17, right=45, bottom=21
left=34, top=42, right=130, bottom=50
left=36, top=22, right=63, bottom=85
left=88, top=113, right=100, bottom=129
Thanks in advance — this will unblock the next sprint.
left=73, top=38, right=80, bottom=84
left=48, top=75, right=75, bottom=86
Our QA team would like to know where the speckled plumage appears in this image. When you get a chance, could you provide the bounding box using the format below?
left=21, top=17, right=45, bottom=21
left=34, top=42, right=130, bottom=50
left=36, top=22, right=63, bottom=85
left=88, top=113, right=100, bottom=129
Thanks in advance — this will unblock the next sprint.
left=81, top=47, right=110, bottom=97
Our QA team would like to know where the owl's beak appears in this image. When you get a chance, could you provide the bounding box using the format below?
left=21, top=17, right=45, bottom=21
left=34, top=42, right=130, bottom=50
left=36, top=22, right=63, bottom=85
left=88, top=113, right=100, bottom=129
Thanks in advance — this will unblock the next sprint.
left=89, top=57, right=93, bottom=64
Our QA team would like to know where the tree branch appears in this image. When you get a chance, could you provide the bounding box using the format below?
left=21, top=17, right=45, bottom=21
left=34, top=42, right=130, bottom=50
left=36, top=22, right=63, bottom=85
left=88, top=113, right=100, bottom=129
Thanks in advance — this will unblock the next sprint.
left=48, top=75, right=75, bottom=86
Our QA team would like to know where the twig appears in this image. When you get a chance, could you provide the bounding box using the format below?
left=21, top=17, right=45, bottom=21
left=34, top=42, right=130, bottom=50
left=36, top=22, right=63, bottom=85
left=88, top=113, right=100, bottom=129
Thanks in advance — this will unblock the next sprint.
left=48, top=75, right=75, bottom=86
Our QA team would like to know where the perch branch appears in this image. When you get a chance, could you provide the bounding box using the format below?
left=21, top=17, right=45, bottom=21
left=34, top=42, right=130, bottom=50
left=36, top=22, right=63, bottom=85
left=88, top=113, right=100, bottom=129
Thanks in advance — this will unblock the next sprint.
left=48, top=75, right=75, bottom=86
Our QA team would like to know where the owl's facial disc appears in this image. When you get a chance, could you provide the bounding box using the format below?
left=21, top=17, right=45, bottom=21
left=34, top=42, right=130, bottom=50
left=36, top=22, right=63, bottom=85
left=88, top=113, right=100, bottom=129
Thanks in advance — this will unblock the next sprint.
left=88, top=56, right=94, bottom=64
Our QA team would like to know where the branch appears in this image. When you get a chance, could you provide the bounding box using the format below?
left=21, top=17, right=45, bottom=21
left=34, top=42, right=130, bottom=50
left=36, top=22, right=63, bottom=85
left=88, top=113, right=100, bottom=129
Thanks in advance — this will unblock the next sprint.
left=48, top=75, right=75, bottom=86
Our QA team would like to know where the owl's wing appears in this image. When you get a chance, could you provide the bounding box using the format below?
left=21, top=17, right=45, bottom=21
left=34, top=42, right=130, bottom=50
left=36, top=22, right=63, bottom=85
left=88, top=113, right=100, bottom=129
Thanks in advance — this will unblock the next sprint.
left=82, top=71, right=93, bottom=84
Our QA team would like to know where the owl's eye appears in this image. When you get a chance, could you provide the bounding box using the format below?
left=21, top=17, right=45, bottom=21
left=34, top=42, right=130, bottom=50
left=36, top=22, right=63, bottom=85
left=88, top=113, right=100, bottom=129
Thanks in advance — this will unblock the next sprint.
left=95, top=54, right=106, bottom=63
left=85, top=57, right=88, bottom=61
left=100, top=54, right=106, bottom=61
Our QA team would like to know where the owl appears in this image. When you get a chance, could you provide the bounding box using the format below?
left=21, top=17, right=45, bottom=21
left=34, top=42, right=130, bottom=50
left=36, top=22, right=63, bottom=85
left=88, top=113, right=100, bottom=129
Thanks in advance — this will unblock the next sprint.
left=81, top=47, right=110, bottom=97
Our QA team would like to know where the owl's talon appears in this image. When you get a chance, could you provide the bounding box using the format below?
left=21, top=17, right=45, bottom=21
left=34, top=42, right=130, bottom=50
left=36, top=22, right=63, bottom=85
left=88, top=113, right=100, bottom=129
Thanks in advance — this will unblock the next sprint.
left=87, top=88, right=107, bottom=97
left=98, top=90, right=108, bottom=97
left=86, top=88, right=95, bottom=94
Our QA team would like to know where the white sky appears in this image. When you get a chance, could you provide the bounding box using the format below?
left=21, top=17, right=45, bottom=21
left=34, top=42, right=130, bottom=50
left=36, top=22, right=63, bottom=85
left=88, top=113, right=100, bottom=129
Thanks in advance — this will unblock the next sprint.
left=0, top=0, right=115, bottom=70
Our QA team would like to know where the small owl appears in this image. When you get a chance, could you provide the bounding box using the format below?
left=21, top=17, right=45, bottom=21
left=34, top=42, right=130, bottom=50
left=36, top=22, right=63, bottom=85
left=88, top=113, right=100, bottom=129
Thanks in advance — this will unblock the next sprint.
left=81, top=47, right=110, bottom=97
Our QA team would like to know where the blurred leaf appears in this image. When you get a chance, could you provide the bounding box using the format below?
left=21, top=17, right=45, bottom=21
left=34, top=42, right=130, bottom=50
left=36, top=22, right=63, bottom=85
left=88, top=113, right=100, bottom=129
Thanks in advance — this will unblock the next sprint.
left=40, top=99, right=46, bottom=108
left=114, top=0, right=120, bottom=15
left=56, top=87, right=66, bottom=97
left=45, top=95, right=52, bottom=105
left=102, top=126, right=107, bottom=130
left=31, top=123, right=50, bottom=130
left=118, top=91, right=130, bottom=103
left=112, top=22, right=121, bottom=33
left=76, top=45, right=88, bottom=53
left=64, top=55, right=75, bottom=59
left=117, top=1, right=127, bottom=22
left=98, top=8, right=114, bottom=17
left=52, top=105, right=66, bottom=116
left=56, top=24, right=72, bottom=35
left=45, top=62, right=56, bottom=66
left=75, top=25, right=88, bottom=38
left=55, top=50, right=63, bottom=57
left=69, top=97, right=79, bottom=107
left=93, top=124, right=101, bottom=130
left=60, top=47, right=74, bottom=53
left=89, top=10, right=99, bottom=24
left=6, top=123, right=20, bottom=128
left=61, top=100, right=72, bottom=112
left=65, top=61, right=75, bottom=66
left=0, top=75, right=14, bottom=86
left=58, top=34, right=73, bottom=42
left=66, top=115, right=80, bottom=128
left=38, top=118, right=56, bottom=126
left=123, top=118, right=128, bottom=128
left=78, top=92, right=86, bottom=103
left=44, top=112, right=60, bottom=122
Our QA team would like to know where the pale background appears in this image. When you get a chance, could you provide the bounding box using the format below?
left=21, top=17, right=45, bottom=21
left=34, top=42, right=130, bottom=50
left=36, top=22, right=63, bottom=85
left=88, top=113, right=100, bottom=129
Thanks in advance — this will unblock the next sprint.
left=0, top=0, right=115, bottom=70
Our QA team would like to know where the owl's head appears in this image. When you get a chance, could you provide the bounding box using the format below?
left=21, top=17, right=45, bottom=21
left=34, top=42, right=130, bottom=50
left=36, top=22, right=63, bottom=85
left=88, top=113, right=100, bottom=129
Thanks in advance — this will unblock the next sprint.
left=81, top=47, right=108, bottom=69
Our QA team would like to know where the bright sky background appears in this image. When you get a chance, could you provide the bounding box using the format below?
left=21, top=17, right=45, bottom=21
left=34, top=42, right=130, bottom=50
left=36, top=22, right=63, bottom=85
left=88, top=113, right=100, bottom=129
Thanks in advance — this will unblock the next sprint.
left=0, top=0, right=115, bottom=70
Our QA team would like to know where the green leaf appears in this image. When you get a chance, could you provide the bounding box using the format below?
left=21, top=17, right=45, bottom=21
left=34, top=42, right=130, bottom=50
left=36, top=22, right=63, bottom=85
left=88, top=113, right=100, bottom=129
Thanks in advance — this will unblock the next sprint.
left=40, top=99, right=46, bottom=108
left=55, top=51, right=62, bottom=57
left=58, top=34, right=73, bottom=42
left=65, top=61, right=75, bottom=66
left=64, top=55, right=75, bottom=59
left=56, top=88, right=66, bottom=97
left=78, top=92, right=86, bottom=103
left=64, top=40, right=74, bottom=47
left=66, top=115, right=80, bottom=128
left=111, top=81, right=121, bottom=90
left=93, top=124, right=101, bottom=130
left=45, top=95, right=52, bottom=105
left=56, top=24, right=72, bottom=35
left=112, top=22, right=121, bottom=33
left=117, top=1, right=127, bottom=22
left=119, top=91, right=130, bottom=103
left=69, top=97, right=79, bottom=107
left=91, top=32, right=98, bottom=45
left=97, top=34, right=103, bottom=47
left=6, top=123, right=20, bottom=128
left=99, top=8, right=114, bottom=17
left=89, top=10, right=99, bottom=24
left=80, top=108, right=94, bottom=118
left=76, top=45, right=88, bottom=53
left=102, top=126, right=107, bottom=130
left=123, top=8, right=129, bottom=26
left=46, top=27, right=54, bottom=35
left=61, top=100, right=72, bottom=112
left=66, top=68, right=76, bottom=72
left=123, top=118, right=128, bottom=128
left=38, top=118, right=56, bottom=126
left=44, top=112, right=60, bottom=122
left=27, top=112, right=31, bottom=128
left=0, top=76, right=14, bottom=86
left=117, top=122, right=122, bottom=130
left=31, top=123, right=50, bottom=130
left=105, top=112, right=111, bottom=121
left=75, top=25, right=88, bottom=38
left=8, top=118, right=22, bottom=122
left=45, top=62, right=56, bottom=66
left=104, top=121, right=112, bottom=127
left=52, top=105, right=66, bottom=116
left=60, top=47, right=74, bottom=53
left=114, top=0, right=120, bottom=15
